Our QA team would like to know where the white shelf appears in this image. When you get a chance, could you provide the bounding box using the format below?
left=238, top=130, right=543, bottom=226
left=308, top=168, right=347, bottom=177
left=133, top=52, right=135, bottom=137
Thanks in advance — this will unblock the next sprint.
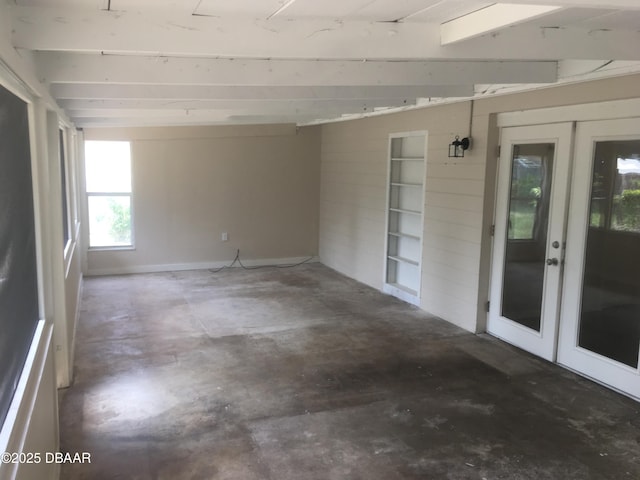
left=385, top=133, right=426, bottom=302
left=389, top=207, right=421, bottom=216
left=391, top=182, right=422, bottom=188
left=388, top=231, right=421, bottom=241
left=387, top=254, right=419, bottom=266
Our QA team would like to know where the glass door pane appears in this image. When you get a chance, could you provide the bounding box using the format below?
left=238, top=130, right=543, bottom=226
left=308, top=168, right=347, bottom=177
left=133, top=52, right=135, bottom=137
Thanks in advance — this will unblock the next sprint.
left=578, top=140, right=640, bottom=368
left=501, top=143, right=555, bottom=331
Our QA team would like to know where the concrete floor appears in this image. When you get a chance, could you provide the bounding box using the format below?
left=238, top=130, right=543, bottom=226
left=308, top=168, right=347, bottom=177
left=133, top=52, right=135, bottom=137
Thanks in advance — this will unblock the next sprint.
left=59, top=263, right=640, bottom=479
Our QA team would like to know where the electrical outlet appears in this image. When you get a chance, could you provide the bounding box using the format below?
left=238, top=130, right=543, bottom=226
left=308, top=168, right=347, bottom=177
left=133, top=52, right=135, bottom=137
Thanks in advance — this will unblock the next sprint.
left=221, top=232, right=228, bottom=242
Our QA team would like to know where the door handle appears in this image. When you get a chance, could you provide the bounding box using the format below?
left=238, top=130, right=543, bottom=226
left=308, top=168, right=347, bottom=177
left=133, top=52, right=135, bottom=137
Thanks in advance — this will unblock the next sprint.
left=546, top=258, right=559, bottom=266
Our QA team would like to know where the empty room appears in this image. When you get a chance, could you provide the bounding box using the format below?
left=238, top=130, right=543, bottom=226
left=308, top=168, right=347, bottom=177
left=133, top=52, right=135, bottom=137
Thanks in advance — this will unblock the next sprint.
left=0, top=1, right=639, bottom=479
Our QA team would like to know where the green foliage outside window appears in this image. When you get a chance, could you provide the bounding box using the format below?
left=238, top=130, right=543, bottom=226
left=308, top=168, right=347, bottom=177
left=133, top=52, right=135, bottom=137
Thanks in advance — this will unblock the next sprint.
left=613, top=189, right=640, bottom=232
left=108, top=198, right=131, bottom=243
left=509, top=173, right=542, bottom=240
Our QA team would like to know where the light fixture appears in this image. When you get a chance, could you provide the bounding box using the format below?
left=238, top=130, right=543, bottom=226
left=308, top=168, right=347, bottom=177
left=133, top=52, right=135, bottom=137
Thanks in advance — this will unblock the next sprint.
left=449, top=136, right=470, bottom=158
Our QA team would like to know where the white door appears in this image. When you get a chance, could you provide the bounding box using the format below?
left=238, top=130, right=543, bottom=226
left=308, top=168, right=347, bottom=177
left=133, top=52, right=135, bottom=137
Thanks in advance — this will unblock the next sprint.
left=488, top=123, right=574, bottom=361
left=558, top=118, right=640, bottom=400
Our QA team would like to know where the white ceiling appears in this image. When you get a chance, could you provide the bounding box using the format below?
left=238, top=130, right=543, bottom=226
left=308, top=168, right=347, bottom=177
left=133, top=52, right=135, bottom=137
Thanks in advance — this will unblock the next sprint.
left=4, top=0, right=640, bottom=127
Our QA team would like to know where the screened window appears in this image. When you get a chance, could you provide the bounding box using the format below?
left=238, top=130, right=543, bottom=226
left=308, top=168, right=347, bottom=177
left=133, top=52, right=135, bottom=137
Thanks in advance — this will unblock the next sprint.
left=85, top=141, right=133, bottom=248
left=0, top=83, right=39, bottom=426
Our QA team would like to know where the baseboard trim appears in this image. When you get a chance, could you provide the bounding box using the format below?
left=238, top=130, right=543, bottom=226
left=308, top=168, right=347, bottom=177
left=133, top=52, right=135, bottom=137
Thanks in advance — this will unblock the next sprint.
left=86, top=256, right=320, bottom=276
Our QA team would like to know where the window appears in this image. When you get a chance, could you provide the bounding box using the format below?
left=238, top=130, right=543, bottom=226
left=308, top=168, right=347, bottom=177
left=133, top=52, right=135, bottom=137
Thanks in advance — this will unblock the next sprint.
left=85, top=141, right=133, bottom=248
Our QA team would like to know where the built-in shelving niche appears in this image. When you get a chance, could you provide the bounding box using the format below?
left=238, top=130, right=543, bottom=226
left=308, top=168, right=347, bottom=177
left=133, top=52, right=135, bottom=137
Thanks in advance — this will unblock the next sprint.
left=383, top=132, right=426, bottom=306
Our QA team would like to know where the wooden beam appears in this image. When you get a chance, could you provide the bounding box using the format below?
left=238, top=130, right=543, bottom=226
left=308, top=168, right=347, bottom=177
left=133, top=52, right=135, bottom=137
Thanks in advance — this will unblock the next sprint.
left=36, top=53, right=558, bottom=86
left=49, top=83, right=474, bottom=100
left=441, top=3, right=563, bottom=46
left=62, top=97, right=417, bottom=114
left=72, top=114, right=323, bottom=128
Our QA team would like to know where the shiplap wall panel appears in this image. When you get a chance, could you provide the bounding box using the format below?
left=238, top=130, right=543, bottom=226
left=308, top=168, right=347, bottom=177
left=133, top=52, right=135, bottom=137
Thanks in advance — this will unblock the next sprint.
left=422, top=231, right=482, bottom=259
left=426, top=191, right=485, bottom=212
left=425, top=205, right=483, bottom=228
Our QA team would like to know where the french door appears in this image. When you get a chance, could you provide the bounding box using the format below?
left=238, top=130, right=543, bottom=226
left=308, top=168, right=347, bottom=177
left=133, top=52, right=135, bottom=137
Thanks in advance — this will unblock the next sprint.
left=557, top=118, right=640, bottom=399
left=489, top=117, right=640, bottom=400
left=488, top=123, right=573, bottom=361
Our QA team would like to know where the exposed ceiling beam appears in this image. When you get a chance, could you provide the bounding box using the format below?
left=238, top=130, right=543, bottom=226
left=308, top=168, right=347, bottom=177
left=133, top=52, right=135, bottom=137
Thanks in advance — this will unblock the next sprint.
left=441, top=3, right=564, bottom=46
left=49, top=84, right=474, bottom=100
left=11, top=6, right=640, bottom=60
left=61, top=98, right=418, bottom=114
left=35, top=53, right=558, bottom=86
left=73, top=114, right=324, bottom=128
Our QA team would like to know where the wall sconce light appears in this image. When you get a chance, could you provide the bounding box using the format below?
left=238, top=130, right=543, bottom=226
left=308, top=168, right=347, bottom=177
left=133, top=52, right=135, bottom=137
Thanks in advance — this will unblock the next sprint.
left=448, top=135, right=471, bottom=158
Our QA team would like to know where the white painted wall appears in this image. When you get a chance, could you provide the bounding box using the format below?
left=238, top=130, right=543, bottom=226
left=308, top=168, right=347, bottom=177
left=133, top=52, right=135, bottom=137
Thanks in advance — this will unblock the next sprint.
left=83, top=124, right=321, bottom=275
left=318, top=73, right=640, bottom=333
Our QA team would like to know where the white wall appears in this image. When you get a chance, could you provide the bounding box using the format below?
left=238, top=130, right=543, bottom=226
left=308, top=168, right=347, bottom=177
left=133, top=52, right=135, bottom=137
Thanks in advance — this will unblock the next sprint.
left=83, top=124, right=321, bottom=275
left=318, top=73, right=640, bottom=333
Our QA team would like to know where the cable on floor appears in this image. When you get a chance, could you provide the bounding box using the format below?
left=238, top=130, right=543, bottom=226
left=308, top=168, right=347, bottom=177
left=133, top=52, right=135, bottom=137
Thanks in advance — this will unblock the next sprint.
left=209, top=249, right=314, bottom=273
left=208, top=249, right=240, bottom=273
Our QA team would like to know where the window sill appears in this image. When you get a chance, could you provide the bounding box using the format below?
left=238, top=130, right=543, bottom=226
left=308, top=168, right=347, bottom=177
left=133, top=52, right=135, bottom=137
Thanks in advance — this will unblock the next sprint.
left=88, top=245, right=136, bottom=252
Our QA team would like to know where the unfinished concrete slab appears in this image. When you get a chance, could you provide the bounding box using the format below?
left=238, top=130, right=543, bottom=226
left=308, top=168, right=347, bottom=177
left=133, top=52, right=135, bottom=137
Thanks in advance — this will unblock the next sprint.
left=59, top=263, right=640, bottom=479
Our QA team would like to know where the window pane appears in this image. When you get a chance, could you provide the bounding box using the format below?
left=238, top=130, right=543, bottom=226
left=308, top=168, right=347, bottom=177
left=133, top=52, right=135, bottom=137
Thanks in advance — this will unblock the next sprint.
left=85, top=141, right=131, bottom=193
left=88, top=196, right=132, bottom=247
left=507, top=153, right=547, bottom=240
left=579, top=141, right=640, bottom=367
left=588, top=142, right=640, bottom=233
left=501, top=143, right=555, bottom=332
left=612, top=157, right=640, bottom=233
